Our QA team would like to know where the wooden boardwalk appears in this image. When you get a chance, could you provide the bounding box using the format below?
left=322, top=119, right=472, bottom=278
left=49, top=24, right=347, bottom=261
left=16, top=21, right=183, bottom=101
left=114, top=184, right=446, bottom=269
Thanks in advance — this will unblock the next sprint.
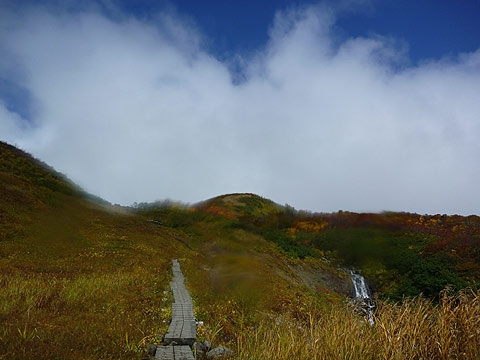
left=156, top=260, right=195, bottom=360
left=155, top=345, right=194, bottom=360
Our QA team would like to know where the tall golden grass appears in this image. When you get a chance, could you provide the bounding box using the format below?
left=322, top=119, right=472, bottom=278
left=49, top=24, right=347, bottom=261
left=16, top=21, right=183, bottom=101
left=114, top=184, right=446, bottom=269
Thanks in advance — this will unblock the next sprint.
left=235, top=289, right=480, bottom=360
left=0, top=267, right=172, bottom=359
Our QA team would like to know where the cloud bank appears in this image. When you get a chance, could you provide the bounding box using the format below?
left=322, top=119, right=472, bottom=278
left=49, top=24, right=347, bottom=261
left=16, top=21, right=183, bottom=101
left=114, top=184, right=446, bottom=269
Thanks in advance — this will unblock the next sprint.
left=1, top=4, right=479, bottom=214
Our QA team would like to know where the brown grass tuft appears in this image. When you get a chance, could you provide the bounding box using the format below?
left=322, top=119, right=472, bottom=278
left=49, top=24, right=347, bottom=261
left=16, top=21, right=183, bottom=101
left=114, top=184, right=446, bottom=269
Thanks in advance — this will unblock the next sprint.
left=235, top=289, right=480, bottom=360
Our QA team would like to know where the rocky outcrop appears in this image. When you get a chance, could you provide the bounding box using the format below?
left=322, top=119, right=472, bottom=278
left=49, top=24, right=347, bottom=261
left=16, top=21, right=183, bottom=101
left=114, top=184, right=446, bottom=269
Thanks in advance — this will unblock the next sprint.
left=206, top=346, right=233, bottom=358
left=291, top=261, right=355, bottom=297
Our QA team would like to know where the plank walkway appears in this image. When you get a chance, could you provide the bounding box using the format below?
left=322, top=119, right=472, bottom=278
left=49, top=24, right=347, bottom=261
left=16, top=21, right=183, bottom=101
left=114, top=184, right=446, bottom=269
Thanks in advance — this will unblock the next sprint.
left=156, top=260, right=195, bottom=360
left=155, top=345, right=194, bottom=360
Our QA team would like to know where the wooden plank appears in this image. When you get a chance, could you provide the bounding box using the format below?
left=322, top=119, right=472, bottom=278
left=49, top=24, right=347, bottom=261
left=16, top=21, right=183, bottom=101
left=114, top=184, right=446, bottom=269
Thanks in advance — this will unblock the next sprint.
left=165, top=319, right=183, bottom=339
left=156, top=345, right=195, bottom=360
left=164, top=335, right=196, bottom=346
left=158, top=260, right=196, bottom=358
left=174, top=345, right=195, bottom=360
left=180, top=320, right=196, bottom=338
left=162, top=259, right=196, bottom=352
left=155, top=346, right=174, bottom=360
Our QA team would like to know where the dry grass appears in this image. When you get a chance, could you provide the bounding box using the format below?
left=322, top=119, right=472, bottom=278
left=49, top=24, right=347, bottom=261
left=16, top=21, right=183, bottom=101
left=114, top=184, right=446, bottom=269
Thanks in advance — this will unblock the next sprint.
left=0, top=201, right=191, bottom=359
left=0, top=268, right=170, bottom=359
left=235, top=289, right=480, bottom=360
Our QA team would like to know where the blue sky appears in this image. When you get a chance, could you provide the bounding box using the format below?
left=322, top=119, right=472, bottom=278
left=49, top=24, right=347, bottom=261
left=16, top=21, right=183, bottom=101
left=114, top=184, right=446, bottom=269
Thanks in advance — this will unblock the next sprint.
left=108, top=0, right=480, bottom=62
left=1, top=0, right=480, bottom=214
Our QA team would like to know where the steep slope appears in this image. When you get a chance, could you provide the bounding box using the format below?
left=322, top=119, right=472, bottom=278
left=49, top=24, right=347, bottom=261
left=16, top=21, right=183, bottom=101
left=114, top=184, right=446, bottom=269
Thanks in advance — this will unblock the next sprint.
left=0, top=142, right=191, bottom=359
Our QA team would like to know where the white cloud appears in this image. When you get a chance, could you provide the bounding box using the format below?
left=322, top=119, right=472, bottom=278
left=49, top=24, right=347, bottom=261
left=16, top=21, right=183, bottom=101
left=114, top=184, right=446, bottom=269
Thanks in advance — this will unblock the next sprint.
left=0, top=4, right=479, bottom=214
left=0, top=103, right=26, bottom=144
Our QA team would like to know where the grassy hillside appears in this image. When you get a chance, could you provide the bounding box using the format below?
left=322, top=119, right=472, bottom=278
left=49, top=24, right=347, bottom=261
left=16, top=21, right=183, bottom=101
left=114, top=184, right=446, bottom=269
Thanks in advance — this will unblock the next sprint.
left=195, top=193, right=283, bottom=218
left=1, top=142, right=480, bottom=359
left=192, top=194, right=480, bottom=300
left=136, top=195, right=480, bottom=359
left=0, top=143, right=346, bottom=359
left=0, top=142, right=187, bottom=358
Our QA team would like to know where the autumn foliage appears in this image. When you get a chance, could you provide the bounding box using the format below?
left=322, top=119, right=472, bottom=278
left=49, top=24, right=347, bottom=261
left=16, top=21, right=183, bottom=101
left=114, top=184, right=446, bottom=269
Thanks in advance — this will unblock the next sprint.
left=204, top=205, right=236, bottom=219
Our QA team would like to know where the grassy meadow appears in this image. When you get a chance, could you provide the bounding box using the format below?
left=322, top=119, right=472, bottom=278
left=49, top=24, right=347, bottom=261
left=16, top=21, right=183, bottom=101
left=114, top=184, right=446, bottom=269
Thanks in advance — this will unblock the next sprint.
left=0, top=202, right=188, bottom=359
left=1, top=142, right=480, bottom=359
